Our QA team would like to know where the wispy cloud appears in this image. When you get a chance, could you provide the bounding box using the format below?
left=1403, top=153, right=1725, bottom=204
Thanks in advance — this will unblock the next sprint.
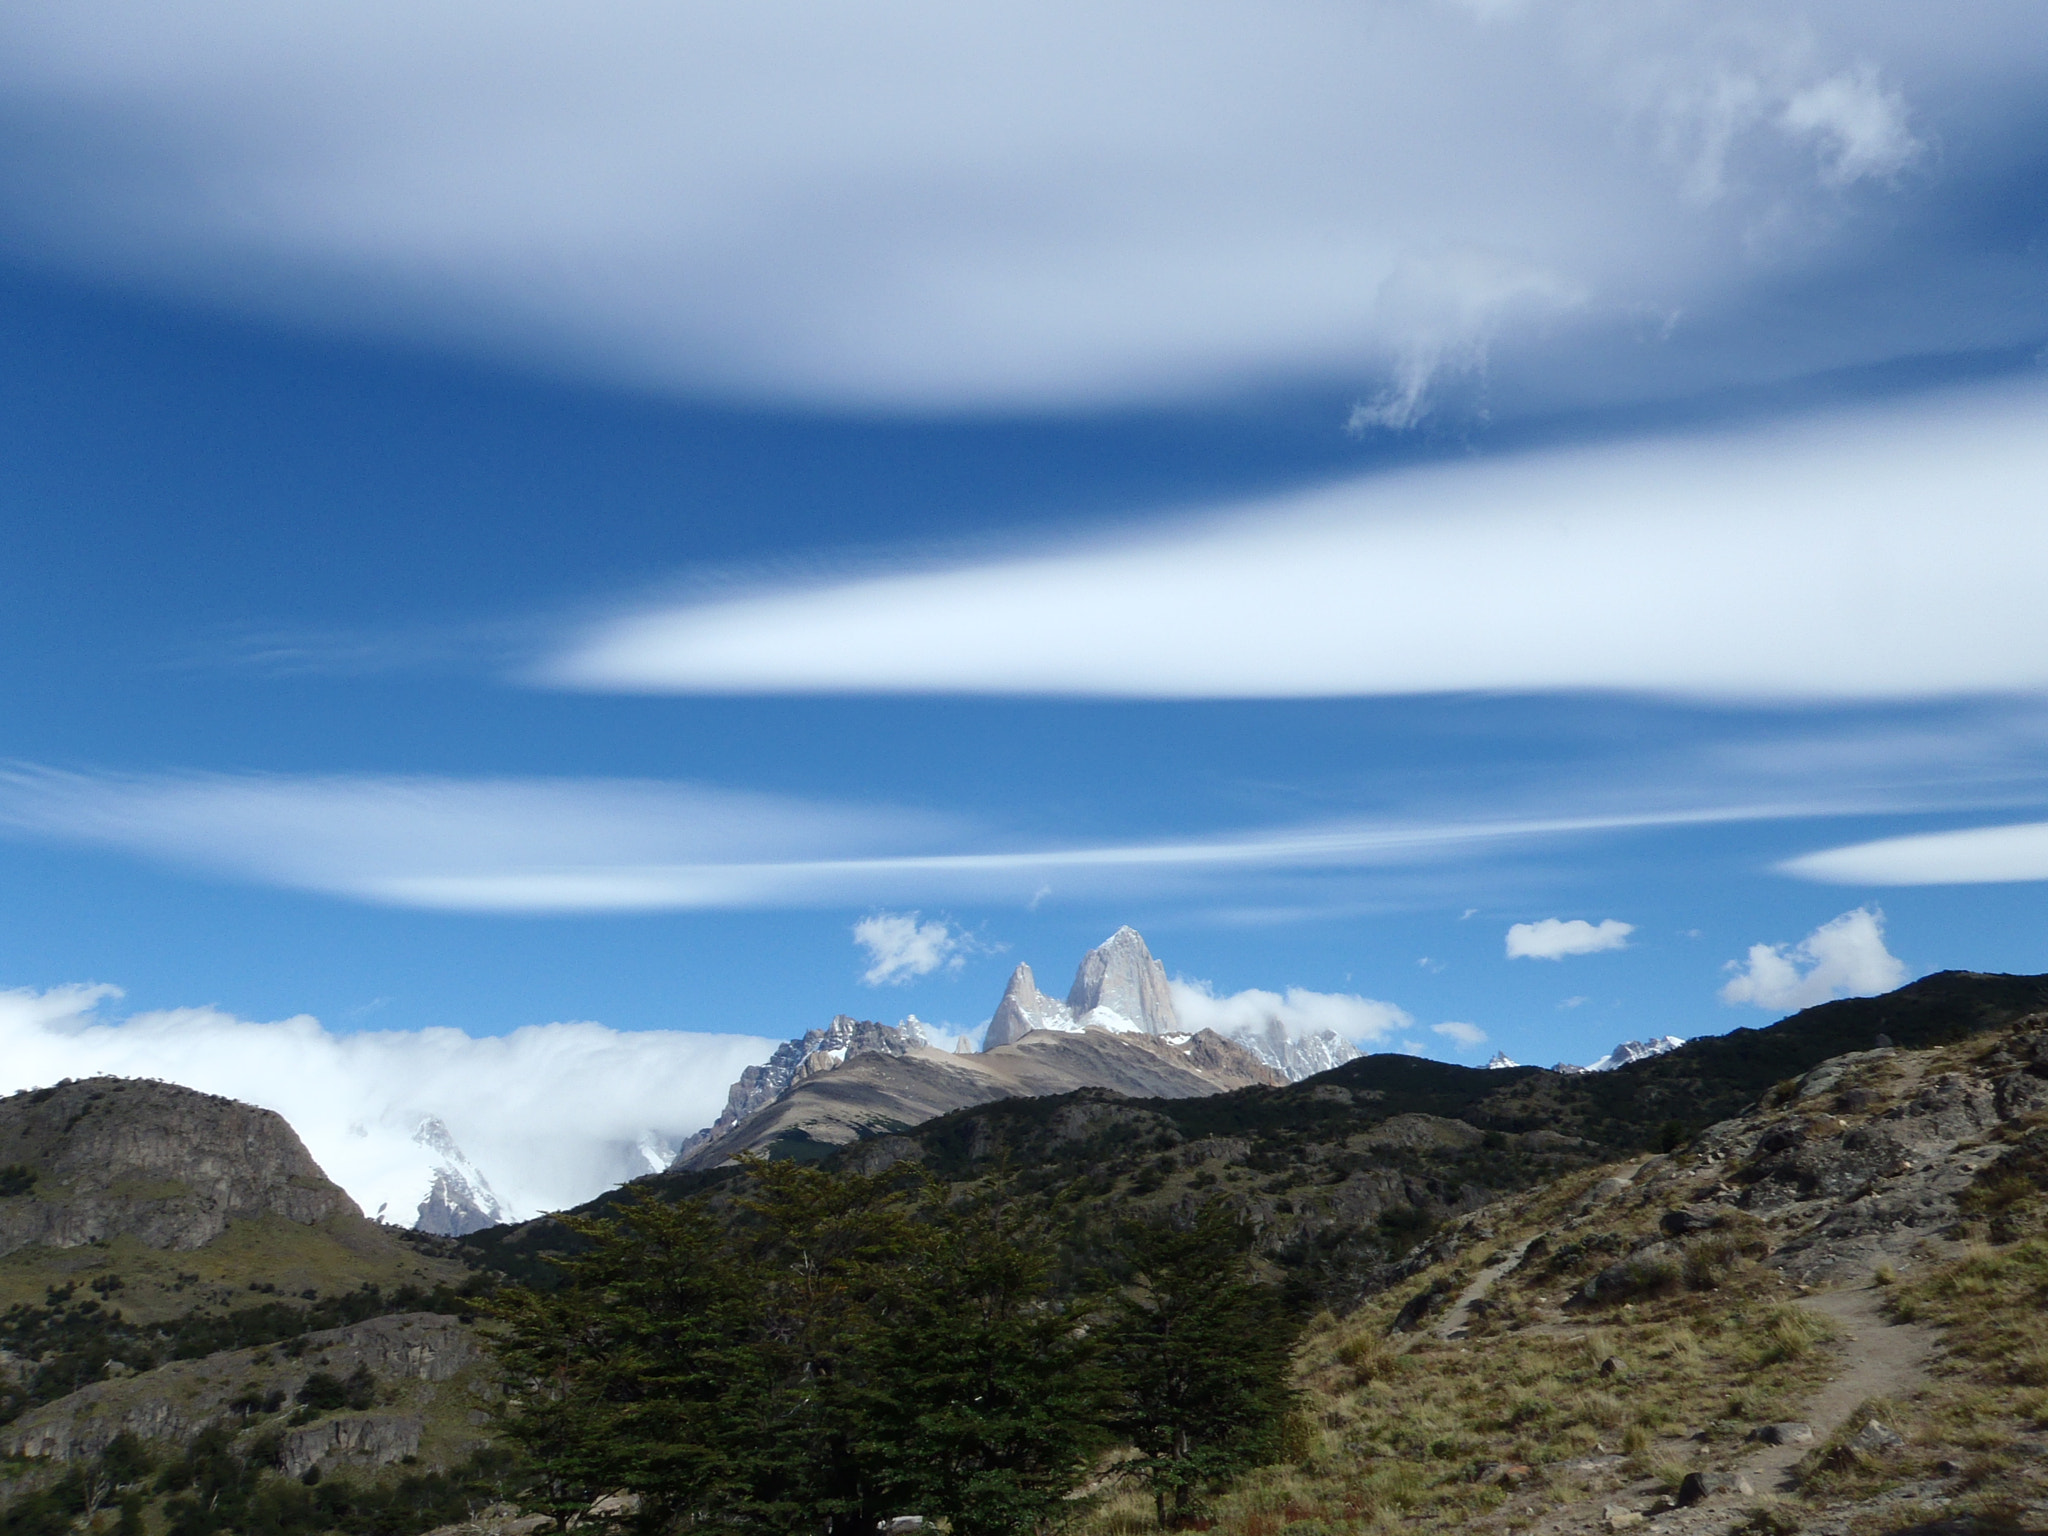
left=1506, top=918, right=1635, bottom=960
left=0, top=984, right=771, bottom=1221
left=543, top=381, right=2048, bottom=703
left=0, top=761, right=1974, bottom=914
left=1719, top=907, right=1908, bottom=1011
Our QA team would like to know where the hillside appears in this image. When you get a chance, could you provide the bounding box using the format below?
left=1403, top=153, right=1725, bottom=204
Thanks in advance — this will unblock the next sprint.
left=0, top=1076, right=500, bottom=1524
left=9, top=971, right=2048, bottom=1536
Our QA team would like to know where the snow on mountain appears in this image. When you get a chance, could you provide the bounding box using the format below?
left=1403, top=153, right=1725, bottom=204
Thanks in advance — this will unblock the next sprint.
left=1222, top=1015, right=1361, bottom=1081
left=410, top=1115, right=510, bottom=1236
left=1551, top=1035, right=1688, bottom=1075
left=1485, top=1051, right=1521, bottom=1069
left=668, top=1013, right=930, bottom=1166
left=983, top=927, right=1181, bottom=1048
left=1584, top=1035, right=1687, bottom=1072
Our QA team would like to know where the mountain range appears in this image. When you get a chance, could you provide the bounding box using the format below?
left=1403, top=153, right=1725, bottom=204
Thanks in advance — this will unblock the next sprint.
left=672, top=926, right=1361, bottom=1169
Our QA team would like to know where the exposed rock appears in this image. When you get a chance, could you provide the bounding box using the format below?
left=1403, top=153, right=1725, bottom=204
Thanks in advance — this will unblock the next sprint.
left=279, top=1414, right=424, bottom=1478
left=1750, top=1422, right=1814, bottom=1445
left=1676, top=1470, right=1753, bottom=1505
left=1850, top=1419, right=1905, bottom=1454
left=3, top=1313, right=475, bottom=1463
left=0, top=1078, right=358, bottom=1258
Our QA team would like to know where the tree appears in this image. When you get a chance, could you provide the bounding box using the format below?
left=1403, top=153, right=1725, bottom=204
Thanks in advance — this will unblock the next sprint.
left=858, top=1193, right=1117, bottom=1536
left=1104, top=1203, right=1303, bottom=1527
left=487, top=1192, right=763, bottom=1532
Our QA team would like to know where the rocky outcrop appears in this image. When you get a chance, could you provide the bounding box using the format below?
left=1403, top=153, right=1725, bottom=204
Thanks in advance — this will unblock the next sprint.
left=278, top=1414, right=425, bottom=1478
left=2, top=1312, right=476, bottom=1463
left=983, top=928, right=1181, bottom=1049
left=0, top=1078, right=358, bottom=1257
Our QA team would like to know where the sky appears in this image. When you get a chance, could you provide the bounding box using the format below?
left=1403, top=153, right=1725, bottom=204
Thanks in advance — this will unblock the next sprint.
left=3, top=1, right=2048, bottom=1220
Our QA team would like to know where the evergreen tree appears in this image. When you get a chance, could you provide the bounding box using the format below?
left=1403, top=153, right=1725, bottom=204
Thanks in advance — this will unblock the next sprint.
left=1104, top=1203, right=1303, bottom=1527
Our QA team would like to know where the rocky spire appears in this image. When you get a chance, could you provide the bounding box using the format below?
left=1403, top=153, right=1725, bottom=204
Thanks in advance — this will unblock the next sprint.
left=1066, top=926, right=1181, bottom=1034
left=983, top=962, right=1069, bottom=1049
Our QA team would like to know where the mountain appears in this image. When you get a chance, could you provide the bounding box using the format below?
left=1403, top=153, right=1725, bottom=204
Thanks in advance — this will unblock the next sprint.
left=983, top=927, right=1360, bottom=1079
left=672, top=928, right=1331, bottom=1170
left=1551, top=1033, right=1688, bottom=1074
left=673, top=1023, right=1279, bottom=1170
left=983, top=926, right=1182, bottom=1047
left=411, top=1117, right=510, bottom=1237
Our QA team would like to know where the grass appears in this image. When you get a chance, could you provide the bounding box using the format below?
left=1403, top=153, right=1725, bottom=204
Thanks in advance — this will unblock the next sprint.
left=1067, top=1159, right=1841, bottom=1536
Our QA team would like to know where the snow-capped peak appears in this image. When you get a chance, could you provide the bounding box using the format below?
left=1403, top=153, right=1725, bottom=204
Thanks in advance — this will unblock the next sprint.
left=1484, top=1051, right=1521, bottom=1069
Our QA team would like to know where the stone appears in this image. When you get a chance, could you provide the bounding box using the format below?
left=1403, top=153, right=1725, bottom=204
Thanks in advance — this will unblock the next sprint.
left=1599, top=1356, right=1626, bottom=1377
left=1660, top=1206, right=1721, bottom=1237
left=1603, top=1505, right=1643, bottom=1529
left=1676, top=1471, right=1754, bottom=1506
left=1747, top=1422, right=1813, bottom=1445
left=1850, top=1420, right=1904, bottom=1454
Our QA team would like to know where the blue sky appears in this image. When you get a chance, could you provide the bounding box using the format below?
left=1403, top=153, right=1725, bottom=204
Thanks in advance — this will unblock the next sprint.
left=2, top=1, right=2048, bottom=1216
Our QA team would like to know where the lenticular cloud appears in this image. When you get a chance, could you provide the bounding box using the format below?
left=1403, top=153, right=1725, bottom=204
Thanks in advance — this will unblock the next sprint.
left=547, top=380, right=2048, bottom=704
left=0, top=983, right=772, bottom=1222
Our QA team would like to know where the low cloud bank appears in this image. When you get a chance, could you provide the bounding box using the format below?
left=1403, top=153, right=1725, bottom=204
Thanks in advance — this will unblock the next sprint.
left=0, top=984, right=773, bottom=1223
left=1169, top=979, right=1411, bottom=1045
left=1506, top=917, right=1634, bottom=960
left=1720, top=907, right=1909, bottom=1012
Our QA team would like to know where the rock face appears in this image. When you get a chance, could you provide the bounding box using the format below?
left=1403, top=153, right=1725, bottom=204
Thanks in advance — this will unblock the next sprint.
left=2, top=1312, right=475, bottom=1464
left=983, top=928, right=1181, bottom=1049
left=0, top=1078, right=358, bottom=1257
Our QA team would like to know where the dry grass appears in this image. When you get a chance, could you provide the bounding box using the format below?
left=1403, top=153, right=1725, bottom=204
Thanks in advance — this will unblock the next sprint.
left=1069, top=1160, right=1841, bottom=1536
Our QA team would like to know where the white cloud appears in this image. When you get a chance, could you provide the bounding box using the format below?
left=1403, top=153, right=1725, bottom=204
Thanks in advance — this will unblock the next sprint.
left=0, top=983, right=773, bottom=1221
left=1780, top=820, right=2048, bottom=885
left=1432, top=1020, right=1489, bottom=1049
left=1169, top=979, right=1411, bottom=1045
left=544, top=380, right=2048, bottom=703
left=1718, top=906, right=1909, bottom=1011
left=0, top=4, right=2022, bottom=414
left=1781, top=65, right=1919, bottom=186
left=1506, top=917, right=1635, bottom=960
left=0, top=760, right=1922, bottom=914
left=853, top=911, right=984, bottom=985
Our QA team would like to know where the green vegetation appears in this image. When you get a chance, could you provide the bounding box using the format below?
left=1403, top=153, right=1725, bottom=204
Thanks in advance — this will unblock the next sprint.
left=488, top=1160, right=1301, bottom=1533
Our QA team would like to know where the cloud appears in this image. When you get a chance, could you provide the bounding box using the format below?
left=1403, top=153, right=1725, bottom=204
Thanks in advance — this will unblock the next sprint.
left=544, top=380, right=2048, bottom=702
left=1506, top=917, right=1635, bottom=960
left=1169, top=979, right=1411, bottom=1046
left=0, top=760, right=1933, bottom=914
left=0, top=4, right=2029, bottom=415
left=1719, top=906, right=1908, bottom=1011
left=853, top=911, right=987, bottom=985
left=1432, top=1020, right=1489, bottom=1049
left=1780, top=820, right=2048, bottom=885
left=1781, top=65, right=1919, bottom=186
left=0, top=983, right=773, bottom=1221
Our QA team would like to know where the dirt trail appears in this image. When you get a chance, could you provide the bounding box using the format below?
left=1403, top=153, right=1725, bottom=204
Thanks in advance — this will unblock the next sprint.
left=1740, top=1280, right=1941, bottom=1491
left=1435, top=1237, right=1536, bottom=1341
